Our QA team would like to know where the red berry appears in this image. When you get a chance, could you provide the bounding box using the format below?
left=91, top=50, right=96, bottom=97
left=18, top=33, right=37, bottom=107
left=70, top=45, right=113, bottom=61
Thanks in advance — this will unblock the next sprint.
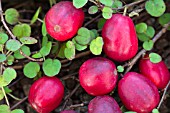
left=102, top=14, right=138, bottom=62
left=118, top=72, right=160, bottom=113
left=88, top=95, right=122, bottom=113
left=60, top=110, right=77, bottom=113
left=45, top=1, right=84, bottom=41
left=139, top=54, right=170, bottom=89
left=28, top=76, right=64, bottom=113
left=79, top=57, right=118, bottom=96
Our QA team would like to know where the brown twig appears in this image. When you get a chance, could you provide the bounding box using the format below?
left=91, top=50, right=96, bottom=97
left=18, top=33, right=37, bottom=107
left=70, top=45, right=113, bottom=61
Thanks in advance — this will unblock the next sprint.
left=157, top=81, right=170, bottom=109
left=125, top=22, right=170, bottom=73
left=0, top=0, right=16, bottom=39
left=112, top=0, right=146, bottom=10
left=19, top=49, right=43, bottom=62
left=61, top=72, right=78, bottom=80
left=84, top=14, right=102, bottom=27
left=68, top=103, right=84, bottom=109
left=11, top=96, right=28, bottom=110
left=64, top=84, right=80, bottom=100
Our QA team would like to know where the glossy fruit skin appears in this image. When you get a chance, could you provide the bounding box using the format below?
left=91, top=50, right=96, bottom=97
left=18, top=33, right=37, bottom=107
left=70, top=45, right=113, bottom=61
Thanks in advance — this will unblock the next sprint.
left=60, top=110, right=77, bottom=113
left=139, top=55, right=170, bottom=89
left=118, top=72, right=160, bottom=113
left=102, top=14, right=138, bottom=62
left=45, top=1, right=84, bottom=41
left=88, top=95, right=122, bottom=113
left=79, top=57, right=118, bottom=96
left=28, top=76, right=64, bottom=113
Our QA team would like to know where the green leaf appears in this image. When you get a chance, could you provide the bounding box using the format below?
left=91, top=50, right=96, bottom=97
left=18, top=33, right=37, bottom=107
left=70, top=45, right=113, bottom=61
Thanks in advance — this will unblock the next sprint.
left=99, top=0, right=113, bottom=7
left=0, top=33, right=8, bottom=44
left=23, top=62, right=40, bottom=78
left=152, top=108, right=159, bottom=113
left=20, top=37, right=37, bottom=44
left=91, top=29, right=99, bottom=38
left=42, top=58, right=61, bottom=77
left=5, top=8, right=19, bottom=25
left=31, top=7, right=41, bottom=24
left=0, top=44, right=3, bottom=52
left=143, top=40, right=154, bottom=51
left=3, top=68, right=17, bottom=83
left=7, top=55, right=14, bottom=65
left=135, top=23, right=147, bottom=33
left=137, top=33, right=150, bottom=42
left=0, top=105, right=10, bottom=113
left=5, top=39, right=21, bottom=52
left=117, top=65, right=124, bottom=72
left=102, top=6, right=113, bottom=19
left=72, top=38, right=87, bottom=51
left=75, top=27, right=91, bottom=45
left=14, top=45, right=31, bottom=59
left=97, top=18, right=106, bottom=29
left=12, top=24, right=31, bottom=39
left=145, top=0, right=166, bottom=17
left=90, top=37, right=104, bottom=55
left=158, top=13, right=170, bottom=30
left=149, top=53, right=162, bottom=63
left=88, top=6, right=98, bottom=14
left=4, top=87, right=12, bottom=93
left=73, top=0, right=88, bottom=8
left=42, top=21, right=47, bottom=36
left=11, top=109, right=24, bottom=113
left=112, top=0, right=123, bottom=8
left=64, top=41, right=75, bottom=60
left=57, top=43, right=66, bottom=59
left=42, top=36, right=48, bottom=47
left=0, top=89, right=4, bottom=100
left=0, top=54, right=6, bottom=63
left=40, top=41, right=52, bottom=57
left=0, top=76, right=9, bottom=87
left=146, top=26, right=155, bottom=38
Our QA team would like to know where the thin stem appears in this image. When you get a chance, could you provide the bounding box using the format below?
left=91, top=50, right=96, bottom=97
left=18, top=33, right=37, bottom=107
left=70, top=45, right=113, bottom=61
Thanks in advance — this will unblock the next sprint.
left=157, top=81, right=170, bottom=109
left=7, top=93, right=21, bottom=101
left=1, top=87, right=10, bottom=107
left=123, top=6, right=128, bottom=16
left=37, top=18, right=43, bottom=23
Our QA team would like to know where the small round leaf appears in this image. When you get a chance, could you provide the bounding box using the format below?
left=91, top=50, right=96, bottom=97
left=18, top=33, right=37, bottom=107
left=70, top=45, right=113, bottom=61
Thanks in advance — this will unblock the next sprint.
left=5, top=8, right=19, bottom=25
left=145, top=0, right=166, bottom=17
left=0, top=105, right=10, bottom=113
left=143, top=40, right=154, bottom=51
left=14, top=45, right=31, bottom=59
left=20, top=37, right=37, bottom=44
left=152, top=108, right=159, bottom=113
left=102, top=7, right=113, bottom=19
left=23, top=62, right=40, bottom=78
left=149, top=53, right=162, bottom=63
left=0, top=54, right=6, bottom=63
left=3, top=68, right=17, bottom=83
left=5, top=39, right=21, bottom=52
left=0, top=89, right=4, bottom=100
left=88, top=6, right=98, bottom=14
left=42, top=58, right=61, bottom=77
left=11, top=109, right=24, bottom=113
left=117, top=65, right=124, bottom=72
left=73, top=0, right=88, bottom=8
left=90, top=37, right=104, bottom=55
left=64, top=41, right=75, bottom=60
left=0, top=33, right=8, bottom=44
left=146, top=26, right=155, bottom=38
left=97, top=18, right=106, bottom=29
left=135, top=23, right=147, bottom=33
left=137, top=33, right=150, bottom=42
left=72, top=38, right=87, bottom=51
left=99, top=0, right=113, bottom=7
left=158, top=13, right=170, bottom=30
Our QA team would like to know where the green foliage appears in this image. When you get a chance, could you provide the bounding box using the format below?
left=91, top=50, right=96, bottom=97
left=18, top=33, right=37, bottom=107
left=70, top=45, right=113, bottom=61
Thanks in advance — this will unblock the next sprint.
left=11, top=109, right=24, bottom=113
left=20, top=37, right=37, bottom=44
left=42, top=58, right=61, bottom=77
left=146, top=26, right=155, bottom=38
left=145, top=0, right=166, bottom=17
left=0, top=89, right=4, bottom=100
left=149, top=53, right=162, bottom=63
left=23, top=62, right=40, bottom=78
left=12, top=24, right=31, bottom=39
left=152, top=108, right=159, bottom=113
left=72, top=38, right=87, bottom=51
left=117, top=65, right=124, bottom=72
left=64, top=41, right=75, bottom=60
left=159, top=13, right=170, bottom=30
left=57, top=43, right=66, bottom=59
left=135, top=23, right=147, bottom=33
left=73, top=0, right=88, bottom=8
left=90, top=37, right=103, bottom=55
left=5, top=39, right=21, bottom=52
left=0, top=54, right=6, bottom=63
left=0, top=33, right=8, bottom=44
left=31, top=7, right=41, bottom=24
left=3, top=68, right=17, bottom=84
left=143, top=40, right=154, bottom=51
left=14, top=45, right=31, bottom=59
left=99, top=0, right=113, bottom=7
left=102, top=6, right=113, bottom=19
left=7, top=55, right=14, bottom=65
left=42, top=36, right=48, bottom=47
left=112, top=0, right=122, bottom=8
left=75, top=27, right=91, bottom=45
left=97, top=18, right=106, bottom=29
left=5, top=8, right=19, bottom=25
left=88, top=6, right=98, bottom=14
left=42, top=21, right=47, bottom=36
left=0, top=105, right=10, bottom=113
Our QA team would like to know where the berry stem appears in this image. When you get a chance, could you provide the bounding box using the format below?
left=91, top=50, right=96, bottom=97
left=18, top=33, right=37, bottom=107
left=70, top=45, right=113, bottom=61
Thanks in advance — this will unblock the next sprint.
left=123, top=7, right=128, bottom=16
